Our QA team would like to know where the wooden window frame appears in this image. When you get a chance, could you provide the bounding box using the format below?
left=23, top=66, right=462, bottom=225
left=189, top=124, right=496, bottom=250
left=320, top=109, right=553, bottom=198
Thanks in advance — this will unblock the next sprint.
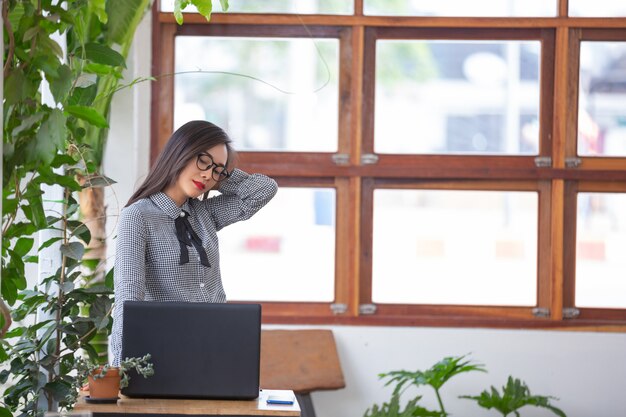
left=152, top=0, right=626, bottom=329
left=563, top=181, right=626, bottom=323
left=360, top=180, right=552, bottom=327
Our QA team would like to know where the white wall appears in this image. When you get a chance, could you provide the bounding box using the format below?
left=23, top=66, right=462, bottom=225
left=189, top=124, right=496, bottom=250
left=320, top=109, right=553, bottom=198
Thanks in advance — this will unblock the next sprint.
left=104, top=11, right=152, bottom=272
left=105, top=16, right=626, bottom=417
left=304, top=325, right=626, bottom=417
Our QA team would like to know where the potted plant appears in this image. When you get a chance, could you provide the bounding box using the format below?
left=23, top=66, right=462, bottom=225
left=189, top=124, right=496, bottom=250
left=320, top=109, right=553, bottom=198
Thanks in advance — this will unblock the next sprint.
left=73, top=354, right=154, bottom=403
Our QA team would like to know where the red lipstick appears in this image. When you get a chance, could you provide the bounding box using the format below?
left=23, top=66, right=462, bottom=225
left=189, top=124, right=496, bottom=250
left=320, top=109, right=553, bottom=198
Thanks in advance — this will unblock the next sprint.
left=192, top=180, right=205, bottom=191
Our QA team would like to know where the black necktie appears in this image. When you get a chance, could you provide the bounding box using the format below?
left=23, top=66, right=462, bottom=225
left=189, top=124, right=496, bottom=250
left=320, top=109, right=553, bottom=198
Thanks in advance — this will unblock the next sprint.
left=174, top=210, right=211, bottom=267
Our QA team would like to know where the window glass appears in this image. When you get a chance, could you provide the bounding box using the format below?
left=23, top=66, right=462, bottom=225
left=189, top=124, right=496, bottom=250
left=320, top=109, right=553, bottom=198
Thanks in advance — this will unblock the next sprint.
left=372, top=189, right=538, bottom=306
left=364, top=0, right=555, bottom=17
left=569, top=1, right=626, bottom=17
left=375, top=40, right=541, bottom=155
left=578, top=42, right=626, bottom=157
left=175, top=36, right=339, bottom=152
left=161, top=0, right=353, bottom=14
left=220, top=187, right=336, bottom=302
left=576, top=193, right=626, bottom=308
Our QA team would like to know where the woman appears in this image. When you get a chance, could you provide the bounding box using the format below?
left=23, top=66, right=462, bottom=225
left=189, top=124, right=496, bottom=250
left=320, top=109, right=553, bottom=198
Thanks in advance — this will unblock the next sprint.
left=110, top=120, right=277, bottom=365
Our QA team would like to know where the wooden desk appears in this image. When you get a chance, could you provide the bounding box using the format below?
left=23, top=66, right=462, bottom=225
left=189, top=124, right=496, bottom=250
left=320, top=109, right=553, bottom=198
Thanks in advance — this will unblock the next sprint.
left=74, top=390, right=300, bottom=417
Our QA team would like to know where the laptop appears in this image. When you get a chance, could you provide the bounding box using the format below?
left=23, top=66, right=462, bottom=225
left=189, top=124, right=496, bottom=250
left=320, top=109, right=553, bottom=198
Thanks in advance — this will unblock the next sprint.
left=120, top=301, right=261, bottom=400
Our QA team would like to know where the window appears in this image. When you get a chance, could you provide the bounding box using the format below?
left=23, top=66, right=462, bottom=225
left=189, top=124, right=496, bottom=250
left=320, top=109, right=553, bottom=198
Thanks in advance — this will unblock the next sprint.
left=578, top=41, right=626, bottom=157
left=363, top=0, right=555, bottom=17
left=153, top=1, right=626, bottom=327
left=160, top=0, right=353, bottom=15
left=576, top=192, right=626, bottom=309
left=221, top=187, right=336, bottom=302
left=174, top=36, right=340, bottom=152
left=374, top=38, right=542, bottom=155
left=371, top=188, right=538, bottom=306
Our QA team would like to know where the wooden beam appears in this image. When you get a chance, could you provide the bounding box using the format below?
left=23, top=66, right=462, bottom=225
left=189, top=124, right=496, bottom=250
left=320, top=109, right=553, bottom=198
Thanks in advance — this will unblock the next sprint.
left=150, top=21, right=176, bottom=166
left=160, top=13, right=626, bottom=29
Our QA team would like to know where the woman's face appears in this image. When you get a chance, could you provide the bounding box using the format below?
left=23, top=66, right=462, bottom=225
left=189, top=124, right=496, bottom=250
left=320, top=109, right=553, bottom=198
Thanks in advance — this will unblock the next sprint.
left=164, top=143, right=228, bottom=206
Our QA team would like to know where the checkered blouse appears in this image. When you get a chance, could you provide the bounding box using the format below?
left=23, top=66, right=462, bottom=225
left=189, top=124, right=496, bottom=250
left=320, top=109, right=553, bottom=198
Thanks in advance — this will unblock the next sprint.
left=110, top=169, right=277, bottom=365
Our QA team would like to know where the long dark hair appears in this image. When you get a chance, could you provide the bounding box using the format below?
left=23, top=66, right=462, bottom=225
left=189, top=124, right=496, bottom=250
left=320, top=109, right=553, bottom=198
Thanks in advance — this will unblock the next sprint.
left=126, top=120, right=235, bottom=207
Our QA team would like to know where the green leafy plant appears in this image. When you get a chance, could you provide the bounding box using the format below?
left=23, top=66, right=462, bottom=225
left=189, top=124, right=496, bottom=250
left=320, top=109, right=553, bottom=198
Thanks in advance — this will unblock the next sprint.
left=173, top=0, right=229, bottom=25
left=365, top=356, right=566, bottom=417
left=364, top=394, right=445, bottom=417
left=379, top=355, right=486, bottom=416
left=461, top=376, right=566, bottom=417
left=1, top=1, right=221, bottom=416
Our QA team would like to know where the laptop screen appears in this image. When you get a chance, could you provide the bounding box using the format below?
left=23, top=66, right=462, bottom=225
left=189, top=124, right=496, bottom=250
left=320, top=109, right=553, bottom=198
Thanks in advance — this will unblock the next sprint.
left=120, top=301, right=261, bottom=400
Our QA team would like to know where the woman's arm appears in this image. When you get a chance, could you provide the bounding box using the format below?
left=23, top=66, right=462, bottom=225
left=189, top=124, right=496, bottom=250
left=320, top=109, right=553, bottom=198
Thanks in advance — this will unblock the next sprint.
left=110, top=205, right=148, bottom=365
left=208, top=168, right=278, bottom=231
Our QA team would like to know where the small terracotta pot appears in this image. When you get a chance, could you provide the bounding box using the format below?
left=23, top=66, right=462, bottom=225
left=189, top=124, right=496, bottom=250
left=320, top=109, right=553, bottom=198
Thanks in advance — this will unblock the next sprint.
left=88, top=367, right=121, bottom=399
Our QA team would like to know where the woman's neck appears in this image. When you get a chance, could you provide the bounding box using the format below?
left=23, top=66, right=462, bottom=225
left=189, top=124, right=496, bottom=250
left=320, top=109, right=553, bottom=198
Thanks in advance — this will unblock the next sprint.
left=163, top=188, right=185, bottom=207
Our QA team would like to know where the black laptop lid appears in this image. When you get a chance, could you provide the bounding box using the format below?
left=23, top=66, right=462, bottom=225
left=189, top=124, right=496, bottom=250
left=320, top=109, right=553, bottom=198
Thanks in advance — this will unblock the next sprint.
left=120, top=301, right=261, bottom=400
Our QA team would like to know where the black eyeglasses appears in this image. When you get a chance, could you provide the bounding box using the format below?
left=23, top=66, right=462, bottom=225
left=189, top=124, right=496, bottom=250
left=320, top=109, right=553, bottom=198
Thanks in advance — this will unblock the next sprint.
left=196, top=153, right=230, bottom=182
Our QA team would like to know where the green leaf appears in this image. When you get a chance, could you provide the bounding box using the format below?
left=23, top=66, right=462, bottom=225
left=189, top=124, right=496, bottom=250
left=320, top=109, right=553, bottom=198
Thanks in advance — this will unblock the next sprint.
left=68, top=84, right=98, bottom=107
left=36, top=323, right=57, bottom=349
left=34, top=108, right=67, bottom=165
left=23, top=25, right=41, bottom=42
left=82, top=62, right=117, bottom=75
left=50, top=153, right=78, bottom=168
left=51, top=5, right=75, bottom=25
left=25, top=182, right=47, bottom=229
left=106, top=0, right=151, bottom=45
left=25, top=255, right=39, bottom=263
left=81, top=174, right=117, bottom=188
left=173, top=0, right=189, bottom=25
left=36, top=166, right=82, bottom=191
left=0, top=369, right=9, bottom=384
left=60, top=242, right=85, bottom=260
left=90, top=297, right=113, bottom=330
left=2, top=198, right=19, bottom=216
left=0, top=406, right=13, bottom=417
left=363, top=394, right=436, bottom=417
left=191, top=0, right=212, bottom=21
left=65, top=105, right=109, bottom=128
left=40, top=36, right=65, bottom=58
left=14, top=238, right=35, bottom=257
left=48, top=64, right=73, bottom=104
left=379, top=354, right=486, bottom=414
left=461, top=376, right=566, bottom=417
left=12, top=113, right=45, bottom=138
left=7, top=2, right=25, bottom=31
left=77, top=42, right=126, bottom=68
left=74, top=72, right=98, bottom=88
left=74, top=285, right=113, bottom=295
left=38, top=237, right=63, bottom=251
left=0, top=270, right=17, bottom=304
left=219, top=0, right=229, bottom=11
left=44, top=380, right=73, bottom=403
left=4, top=222, right=38, bottom=240
left=4, top=327, right=24, bottom=339
left=60, top=281, right=75, bottom=293
left=411, top=406, right=445, bottom=417
left=105, top=268, right=114, bottom=289
left=33, top=52, right=64, bottom=78
left=4, top=68, right=37, bottom=105
left=89, top=0, right=108, bottom=24
left=68, top=221, right=91, bottom=245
